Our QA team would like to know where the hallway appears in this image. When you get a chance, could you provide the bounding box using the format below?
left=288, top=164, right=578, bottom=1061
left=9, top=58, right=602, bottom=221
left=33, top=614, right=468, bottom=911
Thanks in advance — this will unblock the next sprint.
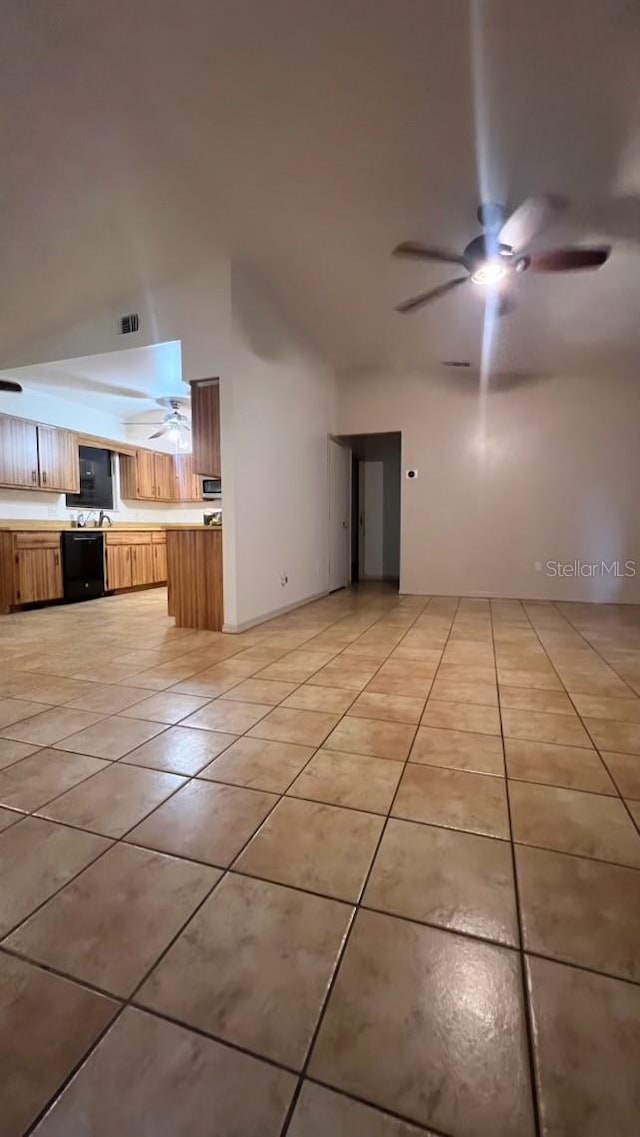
left=1, top=585, right=639, bottom=1136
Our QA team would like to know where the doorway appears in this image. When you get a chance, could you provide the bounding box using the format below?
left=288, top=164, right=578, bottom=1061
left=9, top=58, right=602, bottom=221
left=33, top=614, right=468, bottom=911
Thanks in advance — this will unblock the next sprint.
left=330, top=431, right=401, bottom=588
left=328, top=437, right=351, bottom=591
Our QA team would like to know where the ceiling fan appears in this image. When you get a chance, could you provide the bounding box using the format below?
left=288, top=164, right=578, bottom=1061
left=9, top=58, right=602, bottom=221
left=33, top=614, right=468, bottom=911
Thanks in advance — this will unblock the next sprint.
left=0, top=380, right=22, bottom=392
left=393, top=196, right=611, bottom=316
left=128, top=397, right=191, bottom=445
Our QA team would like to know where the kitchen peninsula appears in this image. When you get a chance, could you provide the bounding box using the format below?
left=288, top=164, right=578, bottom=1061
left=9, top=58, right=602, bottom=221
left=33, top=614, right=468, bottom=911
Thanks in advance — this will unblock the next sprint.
left=166, top=525, right=223, bottom=631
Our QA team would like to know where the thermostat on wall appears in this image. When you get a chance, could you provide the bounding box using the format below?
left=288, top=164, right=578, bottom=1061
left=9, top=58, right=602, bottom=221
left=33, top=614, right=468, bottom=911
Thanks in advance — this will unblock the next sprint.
left=405, top=469, right=418, bottom=480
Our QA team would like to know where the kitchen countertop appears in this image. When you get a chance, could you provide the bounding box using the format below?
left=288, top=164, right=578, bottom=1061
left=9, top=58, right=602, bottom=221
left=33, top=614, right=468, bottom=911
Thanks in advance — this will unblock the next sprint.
left=0, top=521, right=220, bottom=532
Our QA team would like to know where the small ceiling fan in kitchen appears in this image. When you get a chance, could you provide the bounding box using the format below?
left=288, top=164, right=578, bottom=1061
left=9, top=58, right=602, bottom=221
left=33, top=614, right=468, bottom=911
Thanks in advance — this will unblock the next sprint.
left=393, top=195, right=611, bottom=316
left=128, top=397, right=191, bottom=447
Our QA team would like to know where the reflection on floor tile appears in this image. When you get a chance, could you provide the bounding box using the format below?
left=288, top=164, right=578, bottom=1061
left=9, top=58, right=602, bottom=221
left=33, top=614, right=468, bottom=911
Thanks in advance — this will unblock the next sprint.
left=2, top=584, right=640, bottom=1135
left=310, top=909, right=534, bottom=1137
left=364, top=818, right=519, bottom=945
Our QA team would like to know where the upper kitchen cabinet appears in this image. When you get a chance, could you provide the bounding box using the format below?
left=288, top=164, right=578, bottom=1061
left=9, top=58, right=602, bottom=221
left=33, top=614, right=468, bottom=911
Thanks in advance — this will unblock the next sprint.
left=0, top=415, right=79, bottom=492
left=120, top=449, right=203, bottom=503
left=154, top=452, right=175, bottom=501
left=36, top=426, right=80, bottom=492
left=120, top=449, right=173, bottom=501
left=174, top=453, right=202, bottom=502
left=0, top=416, right=39, bottom=487
left=190, top=379, right=221, bottom=476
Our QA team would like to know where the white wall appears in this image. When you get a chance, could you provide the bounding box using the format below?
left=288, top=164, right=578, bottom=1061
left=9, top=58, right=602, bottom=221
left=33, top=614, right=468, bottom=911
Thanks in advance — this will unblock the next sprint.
left=0, top=388, right=205, bottom=523
left=223, top=267, right=336, bottom=629
left=338, top=369, right=640, bottom=602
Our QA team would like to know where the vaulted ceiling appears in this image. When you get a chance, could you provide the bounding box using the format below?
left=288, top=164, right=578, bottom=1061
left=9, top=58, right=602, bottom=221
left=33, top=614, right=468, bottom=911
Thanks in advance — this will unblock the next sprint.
left=2, top=0, right=639, bottom=377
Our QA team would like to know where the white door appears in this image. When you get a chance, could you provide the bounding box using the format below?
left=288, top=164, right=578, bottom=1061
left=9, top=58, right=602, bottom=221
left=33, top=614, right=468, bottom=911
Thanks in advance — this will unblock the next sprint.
left=328, top=438, right=351, bottom=591
left=359, top=459, right=384, bottom=579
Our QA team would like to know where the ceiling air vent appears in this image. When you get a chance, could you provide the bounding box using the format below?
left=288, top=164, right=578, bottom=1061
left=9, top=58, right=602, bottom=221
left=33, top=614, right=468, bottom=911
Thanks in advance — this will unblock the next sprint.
left=119, top=313, right=139, bottom=335
left=442, top=360, right=470, bottom=368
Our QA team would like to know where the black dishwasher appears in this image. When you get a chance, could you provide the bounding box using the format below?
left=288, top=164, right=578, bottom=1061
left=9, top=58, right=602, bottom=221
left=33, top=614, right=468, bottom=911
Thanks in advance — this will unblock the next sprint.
left=62, top=531, right=105, bottom=602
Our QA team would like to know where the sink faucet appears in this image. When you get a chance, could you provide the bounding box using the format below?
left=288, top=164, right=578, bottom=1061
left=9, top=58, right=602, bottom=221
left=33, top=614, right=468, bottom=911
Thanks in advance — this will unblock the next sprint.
left=98, top=511, right=112, bottom=527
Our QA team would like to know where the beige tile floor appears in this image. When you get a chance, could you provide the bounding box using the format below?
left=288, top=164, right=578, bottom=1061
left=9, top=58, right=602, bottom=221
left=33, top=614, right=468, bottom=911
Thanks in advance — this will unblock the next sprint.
left=1, top=587, right=640, bottom=1136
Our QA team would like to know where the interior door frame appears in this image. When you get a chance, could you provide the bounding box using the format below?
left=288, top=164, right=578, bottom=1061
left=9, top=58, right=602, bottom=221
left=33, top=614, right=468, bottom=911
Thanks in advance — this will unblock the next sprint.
left=327, top=435, right=352, bottom=592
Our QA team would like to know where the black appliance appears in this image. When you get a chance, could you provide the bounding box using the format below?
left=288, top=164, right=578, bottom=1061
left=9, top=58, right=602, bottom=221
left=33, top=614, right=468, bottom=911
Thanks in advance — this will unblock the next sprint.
left=202, top=476, right=222, bottom=499
left=66, top=446, right=114, bottom=509
left=62, top=531, right=105, bottom=602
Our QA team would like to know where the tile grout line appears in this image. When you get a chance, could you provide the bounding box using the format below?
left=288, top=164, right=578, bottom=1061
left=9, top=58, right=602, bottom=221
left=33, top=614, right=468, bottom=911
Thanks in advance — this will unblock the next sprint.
left=489, top=599, right=542, bottom=1137
left=278, top=595, right=458, bottom=1137
left=275, top=595, right=441, bottom=1137
left=521, top=602, right=640, bottom=843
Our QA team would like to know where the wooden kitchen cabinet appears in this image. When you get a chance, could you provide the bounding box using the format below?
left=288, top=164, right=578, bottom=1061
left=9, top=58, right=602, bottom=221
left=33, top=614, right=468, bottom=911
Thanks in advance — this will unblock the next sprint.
left=152, top=540, right=168, bottom=583
left=174, top=453, right=202, bottom=501
left=104, top=530, right=166, bottom=590
left=154, top=453, right=175, bottom=502
left=130, top=542, right=155, bottom=587
left=190, top=380, right=221, bottom=476
left=0, top=417, right=40, bottom=488
left=120, top=449, right=158, bottom=500
left=36, top=426, right=80, bottom=492
left=0, top=532, right=64, bottom=609
left=17, top=546, right=63, bottom=604
left=105, top=544, right=132, bottom=590
left=120, top=448, right=204, bottom=503
left=0, top=415, right=79, bottom=492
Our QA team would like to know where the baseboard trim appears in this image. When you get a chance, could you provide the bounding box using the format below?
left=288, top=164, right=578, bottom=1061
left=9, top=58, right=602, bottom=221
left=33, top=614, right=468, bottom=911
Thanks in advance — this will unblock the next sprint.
left=223, top=588, right=330, bottom=633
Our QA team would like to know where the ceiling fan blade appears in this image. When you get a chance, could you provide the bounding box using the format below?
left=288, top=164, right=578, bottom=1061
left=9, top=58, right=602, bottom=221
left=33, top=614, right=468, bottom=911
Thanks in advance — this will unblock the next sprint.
left=527, top=246, right=610, bottom=272
left=499, top=194, right=567, bottom=252
left=149, top=425, right=171, bottom=439
left=396, top=276, right=468, bottom=314
left=0, top=380, right=23, bottom=392
left=393, top=241, right=465, bottom=265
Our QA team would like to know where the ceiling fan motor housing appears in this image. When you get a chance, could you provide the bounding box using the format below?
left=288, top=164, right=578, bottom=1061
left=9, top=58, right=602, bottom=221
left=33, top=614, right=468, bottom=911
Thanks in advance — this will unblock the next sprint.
left=462, top=234, right=512, bottom=272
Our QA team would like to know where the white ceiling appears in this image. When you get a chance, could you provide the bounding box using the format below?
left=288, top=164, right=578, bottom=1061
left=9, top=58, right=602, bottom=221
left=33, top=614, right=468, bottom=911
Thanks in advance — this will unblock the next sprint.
left=0, top=342, right=187, bottom=419
left=1, top=0, right=640, bottom=378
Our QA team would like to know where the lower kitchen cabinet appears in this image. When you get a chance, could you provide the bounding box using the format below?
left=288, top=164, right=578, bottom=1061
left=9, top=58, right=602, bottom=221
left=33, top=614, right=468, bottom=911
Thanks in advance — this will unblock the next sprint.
left=105, top=545, right=133, bottom=590
left=131, top=543, right=155, bottom=587
left=152, top=540, right=168, bottom=583
left=104, top=531, right=167, bottom=591
left=0, top=532, right=64, bottom=611
left=17, top=544, right=63, bottom=604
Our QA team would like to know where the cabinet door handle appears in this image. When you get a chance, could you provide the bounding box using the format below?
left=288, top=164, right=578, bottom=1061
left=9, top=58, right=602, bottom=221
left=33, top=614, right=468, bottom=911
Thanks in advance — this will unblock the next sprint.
left=32, top=469, right=37, bottom=484
left=42, top=470, right=47, bottom=485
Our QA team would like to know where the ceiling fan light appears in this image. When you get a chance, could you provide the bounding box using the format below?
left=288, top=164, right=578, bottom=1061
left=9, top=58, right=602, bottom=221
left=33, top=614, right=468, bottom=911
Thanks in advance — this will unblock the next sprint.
left=471, top=259, right=507, bottom=286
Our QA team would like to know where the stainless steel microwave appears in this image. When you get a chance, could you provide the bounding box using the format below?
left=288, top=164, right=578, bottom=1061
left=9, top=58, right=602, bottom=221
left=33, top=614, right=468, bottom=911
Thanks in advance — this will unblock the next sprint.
left=202, top=477, right=222, bottom=499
